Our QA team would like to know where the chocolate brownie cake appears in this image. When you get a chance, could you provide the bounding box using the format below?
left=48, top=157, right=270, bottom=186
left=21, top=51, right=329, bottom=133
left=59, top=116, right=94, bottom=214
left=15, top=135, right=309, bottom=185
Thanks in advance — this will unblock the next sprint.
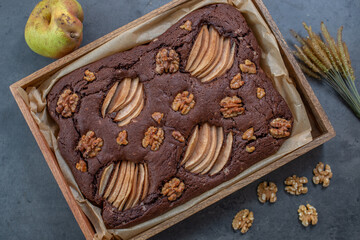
left=47, top=4, right=293, bottom=229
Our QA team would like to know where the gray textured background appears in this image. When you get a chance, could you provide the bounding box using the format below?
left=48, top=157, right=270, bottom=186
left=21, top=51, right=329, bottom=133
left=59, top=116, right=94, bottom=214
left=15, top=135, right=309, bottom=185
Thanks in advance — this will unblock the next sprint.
left=1, top=0, right=359, bottom=239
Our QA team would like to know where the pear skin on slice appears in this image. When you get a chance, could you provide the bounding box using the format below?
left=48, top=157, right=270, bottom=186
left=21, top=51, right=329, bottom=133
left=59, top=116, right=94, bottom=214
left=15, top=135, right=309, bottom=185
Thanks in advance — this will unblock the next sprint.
left=103, top=163, right=120, bottom=199
left=181, top=126, right=199, bottom=165
left=108, top=78, right=131, bottom=114
left=215, top=43, right=236, bottom=78
left=209, top=132, right=233, bottom=176
left=117, top=96, right=144, bottom=127
left=99, top=164, right=114, bottom=197
left=198, top=36, right=224, bottom=79
left=117, top=162, right=136, bottom=210
left=185, top=25, right=206, bottom=71
left=114, top=83, right=143, bottom=122
left=132, top=164, right=145, bottom=207
left=185, top=123, right=211, bottom=170
left=118, top=78, right=139, bottom=110
left=101, top=82, right=118, bottom=118
left=113, top=161, right=132, bottom=208
left=201, top=38, right=231, bottom=83
left=108, top=161, right=127, bottom=204
left=188, top=26, right=210, bottom=72
left=202, top=127, right=224, bottom=174
left=191, top=125, right=218, bottom=174
left=192, top=26, right=220, bottom=76
left=141, top=163, right=149, bottom=200
left=124, top=165, right=139, bottom=210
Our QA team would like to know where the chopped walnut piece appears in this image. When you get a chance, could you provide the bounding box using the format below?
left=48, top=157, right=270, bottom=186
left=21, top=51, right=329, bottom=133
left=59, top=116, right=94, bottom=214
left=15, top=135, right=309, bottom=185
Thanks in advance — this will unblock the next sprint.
left=284, top=175, right=308, bottom=195
left=257, top=87, right=265, bottom=99
left=142, top=126, right=164, bottom=151
left=172, top=131, right=185, bottom=142
left=75, top=160, right=87, bottom=172
left=240, top=59, right=256, bottom=74
left=180, top=20, right=192, bottom=31
left=220, top=96, right=245, bottom=118
left=246, top=145, right=255, bottom=153
left=56, top=89, right=79, bottom=118
left=232, top=209, right=254, bottom=234
left=298, top=204, right=318, bottom=227
left=172, top=91, right=195, bottom=115
left=242, top=127, right=256, bottom=141
left=151, top=112, right=164, bottom=124
left=161, top=178, right=185, bottom=201
left=155, top=48, right=179, bottom=74
left=269, top=118, right=292, bottom=138
left=313, top=162, right=333, bottom=187
left=230, top=73, right=244, bottom=89
left=83, top=70, right=96, bottom=82
left=76, top=131, right=103, bottom=158
left=257, top=181, right=277, bottom=203
left=116, top=130, right=128, bottom=146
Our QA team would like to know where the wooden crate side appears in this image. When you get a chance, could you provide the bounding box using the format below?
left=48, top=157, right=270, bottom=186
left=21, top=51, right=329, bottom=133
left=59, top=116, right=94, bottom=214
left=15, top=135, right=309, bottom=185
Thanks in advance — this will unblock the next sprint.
left=253, top=0, right=335, bottom=137
left=9, top=86, right=95, bottom=240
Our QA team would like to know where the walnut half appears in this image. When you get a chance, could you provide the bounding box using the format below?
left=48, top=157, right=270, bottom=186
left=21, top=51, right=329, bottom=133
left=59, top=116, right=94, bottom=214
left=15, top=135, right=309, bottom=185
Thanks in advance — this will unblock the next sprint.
left=56, top=89, right=79, bottom=118
left=313, top=162, right=332, bottom=187
left=298, top=204, right=318, bottom=227
left=172, top=91, right=195, bottom=115
left=75, top=159, right=87, bottom=172
left=257, top=181, right=277, bottom=203
left=269, top=118, right=292, bottom=138
left=116, top=130, right=128, bottom=146
left=161, top=178, right=185, bottom=201
left=142, top=126, right=164, bottom=151
left=240, top=59, right=256, bottom=74
left=232, top=209, right=254, bottom=234
left=155, top=48, right=179, bottom=74
left=284, top=175, right=308, bottom=195
left=83, top=70, right=96, bottom=82
left=220, top=96, right=245, bottom=118
left=76, top=131, right=103, bottom=158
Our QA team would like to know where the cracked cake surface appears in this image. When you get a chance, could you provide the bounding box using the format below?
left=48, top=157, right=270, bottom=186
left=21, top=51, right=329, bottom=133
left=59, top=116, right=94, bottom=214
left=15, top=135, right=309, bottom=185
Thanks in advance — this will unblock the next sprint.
left=47, top=4, right=293, bottom=229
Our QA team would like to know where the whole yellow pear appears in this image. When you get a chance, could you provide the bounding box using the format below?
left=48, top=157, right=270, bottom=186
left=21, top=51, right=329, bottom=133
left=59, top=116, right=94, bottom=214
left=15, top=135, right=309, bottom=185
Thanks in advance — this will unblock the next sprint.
left=25, top=0, right=84, bottom=59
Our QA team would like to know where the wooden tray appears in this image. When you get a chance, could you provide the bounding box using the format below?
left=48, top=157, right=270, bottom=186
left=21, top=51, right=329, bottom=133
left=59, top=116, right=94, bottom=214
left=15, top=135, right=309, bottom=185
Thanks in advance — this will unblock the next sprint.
left=10, top=0, right=335, bottom=239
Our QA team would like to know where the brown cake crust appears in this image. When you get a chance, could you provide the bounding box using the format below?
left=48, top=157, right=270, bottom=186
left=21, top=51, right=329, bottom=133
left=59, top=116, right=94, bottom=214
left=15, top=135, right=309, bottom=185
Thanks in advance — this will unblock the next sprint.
left=47, top=4, right=293, bottom=229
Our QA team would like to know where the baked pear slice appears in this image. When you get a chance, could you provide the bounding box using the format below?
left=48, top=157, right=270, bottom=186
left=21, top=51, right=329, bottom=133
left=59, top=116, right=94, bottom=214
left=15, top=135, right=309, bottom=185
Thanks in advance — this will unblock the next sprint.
left=108, top=78, right=131, bottom=114
left=124, top=165, right=138, bottom=210
left=113, top=161, right=132, bottom=208
left=101, top=82, right=118, bottom=118
left=108, top=161, right=127, bottom=204
left=188, top=25, right=210, bottom=72
left=103, top=163, right=120, bottom=199
left=184, top=123, right=211, bottom=170
left=120, top=78, right=139, bottom=108
left=117, top=162, right=136, bottom=210
left=117, top=96, right=144, bottom=127
left=192, top=26, right=220, bottom=76
left=209, top=132, right=233, bottom=176
left=181, top=126, right=199, bottom=165
left=114, top=83, right=143, bottom=122
left=99, top=164, right=114, bottom=197
left=185, top=25, right=206, bottom=71
left=141, top=163, right=149, bottom=200
left=202, top=127, right=224, bottom=174
left=197, top=36, right=224, bottom=78
left=201, top=38, right=231, bottom=83
left=215, top=42, right=235, bottom=78
left=191, top=125, right=218, bottom=174
left=132, top=163, right=145, bottom=207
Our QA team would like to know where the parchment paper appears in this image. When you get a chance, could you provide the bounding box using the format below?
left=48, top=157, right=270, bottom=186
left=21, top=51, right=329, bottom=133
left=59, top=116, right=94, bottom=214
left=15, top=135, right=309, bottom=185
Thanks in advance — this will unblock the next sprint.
left=19, top=0, right=313, bottom=239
